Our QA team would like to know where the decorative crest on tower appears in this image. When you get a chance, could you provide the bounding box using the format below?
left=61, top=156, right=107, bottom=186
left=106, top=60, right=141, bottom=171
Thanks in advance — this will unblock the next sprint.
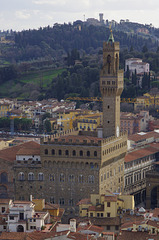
left=107, top=25, right=114, bottom=43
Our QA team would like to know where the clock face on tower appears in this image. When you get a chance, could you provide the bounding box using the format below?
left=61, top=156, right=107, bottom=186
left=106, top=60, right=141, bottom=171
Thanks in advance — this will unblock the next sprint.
left=116, top=126, right=119, bottom=137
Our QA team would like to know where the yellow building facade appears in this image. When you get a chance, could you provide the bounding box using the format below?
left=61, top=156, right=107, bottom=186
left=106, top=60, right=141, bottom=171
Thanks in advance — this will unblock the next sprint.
left=77, top=113, right=103, bottom=131
left=0, top=103, right=10, bottom=117
left=134, top=92, right=159, bottom=111
left=33, top=198, right=59, bottom=217
left=78, top=191, right=134, bottom=218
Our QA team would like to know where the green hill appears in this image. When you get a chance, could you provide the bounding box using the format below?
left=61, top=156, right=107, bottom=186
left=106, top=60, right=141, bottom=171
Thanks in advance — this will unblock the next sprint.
left=0, top=68, right=65, bottom=99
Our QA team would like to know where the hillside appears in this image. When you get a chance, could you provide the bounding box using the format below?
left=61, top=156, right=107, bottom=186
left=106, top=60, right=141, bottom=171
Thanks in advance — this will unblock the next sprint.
left=0, top=68, right=65, bottom=100
left=0, top=20, right=159, bottom=100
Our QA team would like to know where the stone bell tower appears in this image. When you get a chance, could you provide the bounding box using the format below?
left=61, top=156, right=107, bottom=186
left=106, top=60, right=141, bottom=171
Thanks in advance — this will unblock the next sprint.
left=100, top=30, right=124, bottom=138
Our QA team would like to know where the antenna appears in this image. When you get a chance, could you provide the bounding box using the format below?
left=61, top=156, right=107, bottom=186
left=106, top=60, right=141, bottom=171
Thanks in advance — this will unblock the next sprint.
left=83, top=14, right=85, bottom=22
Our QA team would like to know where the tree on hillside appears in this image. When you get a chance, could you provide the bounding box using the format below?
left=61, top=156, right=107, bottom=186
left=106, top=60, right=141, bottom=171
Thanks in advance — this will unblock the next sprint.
left=44, top=119, right=51, bottom=133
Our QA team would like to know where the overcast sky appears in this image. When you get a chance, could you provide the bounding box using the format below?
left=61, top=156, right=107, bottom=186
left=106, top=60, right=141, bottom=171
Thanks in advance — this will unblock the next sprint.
left=1, top=0, right=159, bottom=31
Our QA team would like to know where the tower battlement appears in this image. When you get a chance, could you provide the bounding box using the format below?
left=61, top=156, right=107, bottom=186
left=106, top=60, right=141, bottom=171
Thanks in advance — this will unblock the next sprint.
left=103, top=41, right=120, bottom=51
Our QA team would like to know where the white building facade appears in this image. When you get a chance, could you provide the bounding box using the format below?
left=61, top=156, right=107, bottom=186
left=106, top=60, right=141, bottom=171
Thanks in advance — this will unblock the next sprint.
left=125, top=58, right=150, bottom=75
left=7, top=200, right=50, bottom=232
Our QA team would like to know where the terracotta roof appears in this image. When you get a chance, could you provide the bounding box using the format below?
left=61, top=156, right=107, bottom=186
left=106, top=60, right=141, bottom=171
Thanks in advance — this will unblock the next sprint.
left=104, top=195, right=118, bottom=202
left=128, top=131, right=159, bottom=142
left=121, top=220, right=144, bottom=229
left=147, top=219, right=159, bottom=228
left=150, top=142, right=159, bottom=149
left=0, top=229, right=72, bottom=240
left=16, top=146, right=40, bottom=155
left=44, top=202, right=59, bottom=210
left=122, top=212, right=144, bottom=223
left=0, top=233, right=30, bottom=240
left=90, top=216, right=121, bottom=226
left=87, top=224, right=104, bottom=233
left=125, top=145, right=159, bottom=163
left=0, top=199, right=11, bottom=204
left=77, top=198, right=91, bottom=205
left=13, top=200, right=33, bottom=204
left=117, top=231, right=159, bottom=240
left=68, top=232, right=92, bottom=240
left=0, top=141, right=40, bottom=162
left=88, top=205, right=104, bottom=211
left=102, top=232, right=114, bottom=235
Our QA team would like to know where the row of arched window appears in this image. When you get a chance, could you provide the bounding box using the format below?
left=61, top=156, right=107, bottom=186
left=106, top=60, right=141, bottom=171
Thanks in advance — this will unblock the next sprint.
left=43, top=161, right=99, bottom=170
left=18, top=172, right=44, bottom=181
left=59, top=174, right=95, bottom=183
left=102, top=141, right=127, bottom=156
left=44, top=149, right=98, bottom=157
left=100, top=164, right=123, bottom=182
left=18, top=172, right=95, bottom=183
left=59, top=198, right=74, bottom=206
left=50, top=197, right=75, bottom=206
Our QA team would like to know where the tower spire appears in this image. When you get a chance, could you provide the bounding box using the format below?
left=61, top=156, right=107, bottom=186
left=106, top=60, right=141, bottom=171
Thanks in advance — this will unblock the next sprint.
left=107, top=25, right=114, bottom=43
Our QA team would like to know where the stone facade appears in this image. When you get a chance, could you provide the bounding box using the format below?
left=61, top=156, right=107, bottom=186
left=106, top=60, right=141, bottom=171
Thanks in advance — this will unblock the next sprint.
left=14, top=134, right=101, bottom=210
left=0, top=159, right=14, bottom=199
left=100, top=133, right=127, bottom=194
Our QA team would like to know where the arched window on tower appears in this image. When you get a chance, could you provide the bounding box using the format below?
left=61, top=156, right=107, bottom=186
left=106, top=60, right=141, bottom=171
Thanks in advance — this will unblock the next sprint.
left=18, top=172, right=24, bottom=181
left=28, top=172, right=34, bottom=181
left=107, top=55, right=111, bottom=74
left=60, top=173, right=65, bottom=182
left=49, top=174, right=55, bottom=181
left=68, top=174, right=75, bottom=182
left=115, top=53, right=118, bottom=73
left=45, top=149, right=48, bottom=155
left=79, top=175, right=84, bottom=183
left=88, top=175, right=95, bottom=183
left=38, top=173, right=44, bottom=181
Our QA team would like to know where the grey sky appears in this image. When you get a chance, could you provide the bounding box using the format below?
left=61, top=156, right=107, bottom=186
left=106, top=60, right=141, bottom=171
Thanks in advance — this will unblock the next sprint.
left=1, top=0, right=159, bottom=31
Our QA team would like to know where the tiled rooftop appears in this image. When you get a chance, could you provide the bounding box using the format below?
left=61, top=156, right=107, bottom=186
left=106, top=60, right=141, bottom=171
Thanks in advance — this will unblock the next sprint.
left=128, top=131, right=159, bottom=142
left=0, top=141, right=40, bottom=162
left=125, top=144, right=159, bottom=163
